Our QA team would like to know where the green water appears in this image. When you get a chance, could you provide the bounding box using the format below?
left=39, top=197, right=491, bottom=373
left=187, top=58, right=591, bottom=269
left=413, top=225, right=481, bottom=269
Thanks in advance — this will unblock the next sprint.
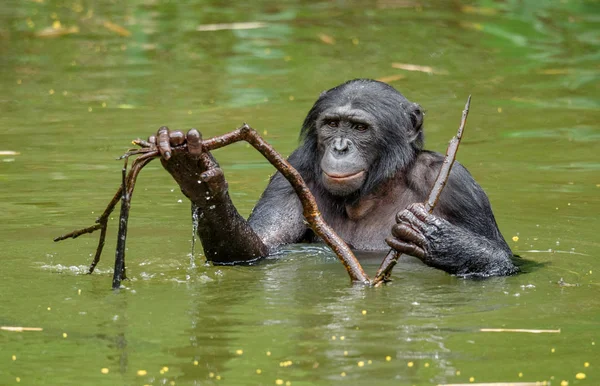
left=1, top=1, right=599, bottom=385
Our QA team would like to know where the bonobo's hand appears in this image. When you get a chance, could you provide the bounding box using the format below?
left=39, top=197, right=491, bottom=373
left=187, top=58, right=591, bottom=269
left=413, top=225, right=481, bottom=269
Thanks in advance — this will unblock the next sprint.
left=386, top=203, right=468, bottom=273
left=150, top=126, right=228, bottom=205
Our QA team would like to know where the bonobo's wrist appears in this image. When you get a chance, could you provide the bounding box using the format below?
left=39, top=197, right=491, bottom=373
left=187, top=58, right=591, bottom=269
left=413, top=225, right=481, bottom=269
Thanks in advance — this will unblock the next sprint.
left=187, top=186, right=229, bottom=208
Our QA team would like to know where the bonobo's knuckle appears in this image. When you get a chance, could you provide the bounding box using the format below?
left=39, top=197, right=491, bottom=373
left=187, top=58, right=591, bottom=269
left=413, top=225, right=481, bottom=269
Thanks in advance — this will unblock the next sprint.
left=396, top=209, right=408, bottom=223
left=147, top=135, right=156, bottom=145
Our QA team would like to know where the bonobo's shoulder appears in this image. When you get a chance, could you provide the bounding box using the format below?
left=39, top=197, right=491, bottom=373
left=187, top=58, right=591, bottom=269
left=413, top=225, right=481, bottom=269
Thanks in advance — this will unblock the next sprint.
left=408, top=150, right=478, bottom=196
left=412, top=150, right=472, bottom=178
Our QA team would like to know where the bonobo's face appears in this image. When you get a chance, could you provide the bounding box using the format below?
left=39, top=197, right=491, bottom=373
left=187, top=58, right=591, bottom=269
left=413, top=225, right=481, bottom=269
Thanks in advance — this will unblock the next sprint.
left=316, top=104, right=378, bottom=196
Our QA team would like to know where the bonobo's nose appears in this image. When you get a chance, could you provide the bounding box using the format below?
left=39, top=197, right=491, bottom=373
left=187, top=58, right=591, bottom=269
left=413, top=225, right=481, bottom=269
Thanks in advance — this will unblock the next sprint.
left=333, top=137, right=351, bottom=154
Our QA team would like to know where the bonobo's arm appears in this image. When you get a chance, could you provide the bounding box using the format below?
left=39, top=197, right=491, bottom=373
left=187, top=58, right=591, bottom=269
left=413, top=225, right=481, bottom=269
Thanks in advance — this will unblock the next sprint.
left=152, top=127, right=306, bottom=264
left=387, top=154, right=518, bottom=277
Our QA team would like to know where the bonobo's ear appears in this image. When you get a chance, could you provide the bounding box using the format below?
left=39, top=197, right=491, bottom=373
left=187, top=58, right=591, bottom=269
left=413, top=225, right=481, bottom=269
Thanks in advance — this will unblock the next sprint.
left=409, top=103, right=425, bottom=149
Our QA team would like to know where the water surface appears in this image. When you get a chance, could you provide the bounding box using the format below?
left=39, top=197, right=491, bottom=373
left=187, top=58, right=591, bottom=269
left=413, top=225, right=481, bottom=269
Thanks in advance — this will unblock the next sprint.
left=1, top=1, right=599, bottom=385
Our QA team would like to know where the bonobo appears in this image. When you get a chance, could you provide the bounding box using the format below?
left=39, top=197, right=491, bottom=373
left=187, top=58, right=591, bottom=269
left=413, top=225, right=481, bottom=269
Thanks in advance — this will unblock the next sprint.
left=150, top=79, right=518, bottom=277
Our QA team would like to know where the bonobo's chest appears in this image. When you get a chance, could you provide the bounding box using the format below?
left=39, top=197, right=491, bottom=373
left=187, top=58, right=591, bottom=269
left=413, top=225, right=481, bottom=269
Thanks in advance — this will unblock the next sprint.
left=318, top=183, right=422, bottom=251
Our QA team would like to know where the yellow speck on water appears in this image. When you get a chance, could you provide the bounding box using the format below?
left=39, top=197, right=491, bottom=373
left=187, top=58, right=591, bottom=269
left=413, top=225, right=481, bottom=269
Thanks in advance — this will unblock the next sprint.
left=88, top=107, right=93, bottom=112
left=331, top=335, right=336, bottom=340
left=352, top=38, right=359, bottom=45
left=17, top=79, right=22, bottom=84
left=367, top=360, right=372, bottom=365
left=49, top=89, right=55, bottom=95
left=77, top=289, right=81, bottom=295
left=285, top=382, right=291, bottom=386
left=52, top=20, right=61, bottom=29
left=275, top=379, right=284, bottom=385
left=209, top=372, right=215, bottom=378
left=341, top=372, right=346, bottom=377
left=469, top=377, right=475, bottom=382
left=102, top=102, right=107, bottom=108
left=518, top=372, right=523, bottom=377
left=456, top=370, right=461, bottom=376
left=560, top=381, right=568, bottom=386
left=289, top=95, right=295, bottom=101
left=47, top=307, right=51, bottom=311
left=584, top=362, right=590, bottom=367
left=280, top=360, right=293, bottom=367
left=101, top=368, right=109, bottom=374
left=340, top=336, right=345, bottom=341
left=424, top=362, right=430, bottom=368
left=12, top=355, right=16, bottom=361
left=236, top=349, right=243, bottom=355
left=193, top=360, right=198, bottom=366
left=188, top=110, right=192, bottom=115
left=266, top=351, right=272, bottom=356
left=62, top=332, right=68, bottom=338
left=497, top=107, right=503, bottom=113
left=284, top=56, right=292, bottom=62
left=162, top=366, right=168, bottom=372
left=215, top=376, right=221, bottom=381
left=137, top=370, right=147, bottom=376
left=408, top=361, right=414, bottom=367
left=361, top=310, right=367, bottom=315
left=344, top=351, right=348, bottom=356
left=512, top=236, right=519, bottom=242
left=551, top=348, right=556, bottom=353
left=575, top=373, right=586, bottom=380
left=263, top=130, right=268, bottom=136
left=256, top=369, right=262, bottom=374
left=357, top=361, right=365, bottom=367
left=385, top=356, right=392, bottom=361
left=16, top=377, right=20, bottom=383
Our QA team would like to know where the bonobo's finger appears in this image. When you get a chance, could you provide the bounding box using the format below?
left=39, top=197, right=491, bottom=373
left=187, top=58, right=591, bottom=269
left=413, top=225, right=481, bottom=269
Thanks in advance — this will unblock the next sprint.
left=169, top=130, right=185, bottom=147
left=147, top=135, right=157, bottom=145
left=391, top=223, right=427, bottom=247
left=156, top=126, right=172, bottom=160
left=187, top=129, right=203, bottom=157
left=396, top=207, right=426, bottom=230
left=198, top=151, right=218, bottom=171
left=199, top=166, right=224, bottom=182
left=407, top=202, right=430, bottom=222
left=385, top=237, right=426, bottom=259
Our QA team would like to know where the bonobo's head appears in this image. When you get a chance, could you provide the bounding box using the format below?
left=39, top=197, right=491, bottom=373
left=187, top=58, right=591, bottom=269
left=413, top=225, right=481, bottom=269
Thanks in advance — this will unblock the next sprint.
left=297, top=79, right=424, bottom=198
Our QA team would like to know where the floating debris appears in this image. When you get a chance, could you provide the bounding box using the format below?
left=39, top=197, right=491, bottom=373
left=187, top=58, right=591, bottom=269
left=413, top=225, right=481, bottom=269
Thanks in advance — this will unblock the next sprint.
left=376, top=74, right=405, bottom=83
left=102, top=20, right=131, bottom=37
left=1, top=326, right=43, bottom=332
left=196, top=22, right=267, bottom=32
left=391, top=63, right=448, bottom=75
left=318, top=33, right=335, bottom=45
left=0, top=151, right=20, bottom=156
left=479, top=328, right=560, bottom=334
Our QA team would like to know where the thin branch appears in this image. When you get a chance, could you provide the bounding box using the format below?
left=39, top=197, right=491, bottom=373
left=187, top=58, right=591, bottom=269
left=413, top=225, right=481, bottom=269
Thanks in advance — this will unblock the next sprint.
left=55, top=125, right=369, bottom=286
left=372, top=96, right=472, bottom=286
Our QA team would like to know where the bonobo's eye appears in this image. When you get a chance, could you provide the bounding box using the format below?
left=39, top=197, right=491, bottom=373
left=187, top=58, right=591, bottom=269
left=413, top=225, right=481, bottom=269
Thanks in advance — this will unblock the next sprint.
left=327, top=120, right=339, bottom=128
left=355, top=123, right=368, bottom=132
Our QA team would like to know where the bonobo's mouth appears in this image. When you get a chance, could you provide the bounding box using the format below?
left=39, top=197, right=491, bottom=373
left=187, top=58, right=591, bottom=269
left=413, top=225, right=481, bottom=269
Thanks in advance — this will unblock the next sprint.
left=323, top=170, right=366, bottom=182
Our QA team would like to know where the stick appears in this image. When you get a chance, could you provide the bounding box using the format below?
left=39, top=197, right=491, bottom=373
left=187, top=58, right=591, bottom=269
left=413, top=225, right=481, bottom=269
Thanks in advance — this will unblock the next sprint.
left=479, top=328, right=560, bottom=334
left=55, top=124, right=369, bottom=285
left=372, top=96, right=471, bottom=286
left=1, top=326, right=44, bottom=332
